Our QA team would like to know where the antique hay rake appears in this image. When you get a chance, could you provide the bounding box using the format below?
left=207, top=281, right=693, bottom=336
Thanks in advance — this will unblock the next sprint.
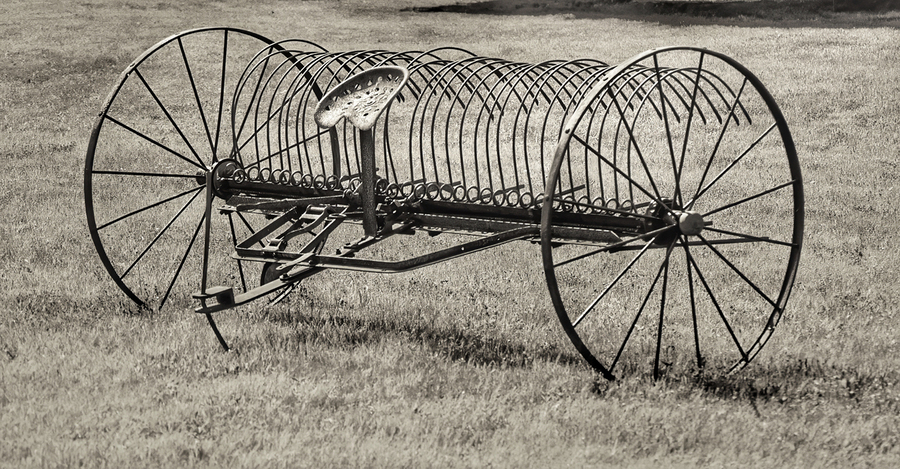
left=84, top=27, right=803, bottom=380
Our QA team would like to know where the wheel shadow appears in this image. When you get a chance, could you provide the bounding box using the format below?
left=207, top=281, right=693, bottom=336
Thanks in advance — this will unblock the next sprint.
left=624, top=356, right=900, bottom=407
left=260, top=306, right=587, bottom=369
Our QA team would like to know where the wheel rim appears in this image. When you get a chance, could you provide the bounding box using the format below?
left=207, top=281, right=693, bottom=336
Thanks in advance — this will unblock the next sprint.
left=541, top=47, right=803, bottom=380
left=84, top=27, right=301, bottom=310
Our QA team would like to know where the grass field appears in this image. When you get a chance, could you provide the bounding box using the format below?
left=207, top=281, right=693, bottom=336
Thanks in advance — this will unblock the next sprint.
left=3, top=0, right=900, bottom=466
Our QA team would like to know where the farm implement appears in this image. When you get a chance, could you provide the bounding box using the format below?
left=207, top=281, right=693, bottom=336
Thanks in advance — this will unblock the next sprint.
left=85, top=28, right=803, bottom=380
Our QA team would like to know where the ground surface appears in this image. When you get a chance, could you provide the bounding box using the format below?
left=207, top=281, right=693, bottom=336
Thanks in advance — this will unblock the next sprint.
left=414, top=0, right=900, bottom=26
left=1, top=0, right=900, bottom=467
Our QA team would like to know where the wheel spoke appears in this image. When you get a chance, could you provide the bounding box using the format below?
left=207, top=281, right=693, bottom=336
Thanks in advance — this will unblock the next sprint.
left=553, top=224, right=675, bottom=268
left=233, top=53, right=274, bottom=145
left=676, top=53, right=706, bottom=206
left=235, top=86, right=308, bottom=156
left=134, top=68, right=205, bottom=168
left=684, top=240, right=703, bottom=370
left=693, top=122, right=777, bottom=205
left=235, top=211, right=267, bottom=248
left=241, top=128, right=331, bottom=170
left=652, top=54, right=680, bottom=206
left=683, top=243, right=748, bottom=361
left=213, top=30, right=229, bottom=159
left=178, top=37, right=216, bottom=159
left=160, top=210, right=206, bottom=310
left=571, top=234, right=659, bottom=327
left=92, top=169, right=199, bottom=179
left=690, top=77, right=748, bottom=207
left=653, top=243, right=674, bottom=379
left=610, top=246, right=670, bottom=372
left=104, top=115, right=206, bottom=171
left=703, top=226, right=795, bottom=248
left=701, top=179, right=797, bottom=217
left=570, top=132, right=666, bottom=209
left=697, top=233, right=778, bottom=308
left=97, top=186, right=204, bottom=231
left=606, top=91, right=665, bottom=202
left=121, top=187, right=205, bottom=279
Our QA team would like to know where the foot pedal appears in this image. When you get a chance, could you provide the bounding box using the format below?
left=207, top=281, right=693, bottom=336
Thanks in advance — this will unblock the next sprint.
left=193, top=286, right=235, bottom=307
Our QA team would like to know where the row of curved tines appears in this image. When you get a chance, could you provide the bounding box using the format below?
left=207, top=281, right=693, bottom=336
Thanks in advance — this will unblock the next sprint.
left=228, top=43, right=616, bottom=192
left=228, top=41, right=744, bottom=216
left=230, top=163, right=644, bottom=216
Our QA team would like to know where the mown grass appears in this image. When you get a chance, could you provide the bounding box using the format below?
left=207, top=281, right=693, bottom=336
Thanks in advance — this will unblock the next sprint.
left=2, top=0, right=900, bottom=466
left=413, top=0, right=900, bottom=28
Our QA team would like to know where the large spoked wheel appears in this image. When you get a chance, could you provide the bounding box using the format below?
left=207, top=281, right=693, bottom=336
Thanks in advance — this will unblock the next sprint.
left=85, top=27, right=293, bottom=312
left=541, top=47, right=803, bottom=380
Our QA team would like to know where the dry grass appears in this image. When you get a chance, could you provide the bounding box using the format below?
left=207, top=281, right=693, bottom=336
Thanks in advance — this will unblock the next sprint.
left=2, top=0, right=900, bottom=467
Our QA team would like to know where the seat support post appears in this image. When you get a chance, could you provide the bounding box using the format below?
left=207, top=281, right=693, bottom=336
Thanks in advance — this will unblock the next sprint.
left=359, top=127, right=378, bottom=237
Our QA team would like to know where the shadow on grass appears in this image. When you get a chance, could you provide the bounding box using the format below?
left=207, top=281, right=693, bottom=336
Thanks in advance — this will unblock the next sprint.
left=258, top=304, right=587, bottom=369
left=34, top=289, right=890, bottom=402
left=409, top=0, right=900, bottom=28
left=621, top=356, right=900, bottom=410
left=249, top=299, right=900, bottom=405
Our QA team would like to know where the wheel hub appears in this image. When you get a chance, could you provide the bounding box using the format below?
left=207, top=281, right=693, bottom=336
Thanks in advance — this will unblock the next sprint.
left=644, top=199, right=706, bottom=244
left=676, top=211, right=705, bottom=236
left=210, top=159, right=242, bottom=198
